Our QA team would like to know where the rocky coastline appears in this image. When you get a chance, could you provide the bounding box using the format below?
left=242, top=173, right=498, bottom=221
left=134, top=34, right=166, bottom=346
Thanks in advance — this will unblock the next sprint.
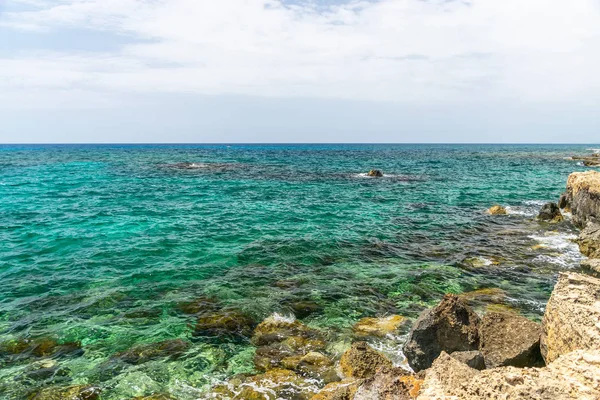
left=12, top=171, right=600, bottom=400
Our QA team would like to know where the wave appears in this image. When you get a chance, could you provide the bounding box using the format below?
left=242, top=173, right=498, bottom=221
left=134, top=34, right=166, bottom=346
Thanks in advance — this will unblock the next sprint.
left=586, top=148, right=600, bottom=154
left=529, top=231, right=583, bottom=267
left=505, top=200, right=548, bottom=217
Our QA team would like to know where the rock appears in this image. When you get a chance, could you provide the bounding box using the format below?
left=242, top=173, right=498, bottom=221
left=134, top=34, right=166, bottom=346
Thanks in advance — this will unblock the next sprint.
left=561, top=170, right=600, bottom=228
left=282, top=351, right=339, bottom=383
left=0, top=338, right=82, bottom=363
left=581, top=258, right=600, bottom=277
left=310, top=378, right=363, bottom=400
left=577, top=222, right=600, bottom=258
left=353, top=366, right=423, bottom=400
left=449, top=351, right=485, bottom=370
left=352, top=315, right=406, bottom=338
left=28, top=385, right=101, bottom=400
left=479, top=312, right=543, bottom=368
left=368, top=170, right=383, bottom=177
left=487, top=205, right=507, bottom=215
left=459, top=288, right=506, bottom=308
left=417, top=350, right=600, bottom=400
left=403, top=294, right=480, bottom=372
left=537, top=202, right=563, bottom=223
left=215, top=369, right=318, bottom=400
left=339, top=342, right=393, bottom=379
left=175, top=296, right=219, bottom=315
left=558, top=193, right=569, bottom=209
left=252, top=314, right=323, bottom=347
left=194, top=309, right=256, bottom=341
left=132, top=395, right=176, bottom=400
left=16, top=360, right=70, bottom=383
left=541, top=272, right=600, bottom=364
left=288, top=301, right=322, bottom=319
left=113, top=339, right=190, bottom=365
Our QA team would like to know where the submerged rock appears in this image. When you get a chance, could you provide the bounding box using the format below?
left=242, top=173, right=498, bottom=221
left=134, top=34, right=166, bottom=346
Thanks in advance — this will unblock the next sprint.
left=132, top=394, right=176, bottom=400
left=0, top=337, right=82, bottom=363
left=418, top=350, right=600, bottom=400
left=194, top=309, right=256, bottom=341
left=352, top=315, right=406, bottom=338
left=561, top=170, right=600, bottom=228
left=353, top=366, right=422, bottom=400
left=310, top=378, right=363, bottom=400
left=487, top=205, right=507, bottom=215
left=449, top=350, right=485, bottom=370
left=577, top=222, right=600, bottom=258
left=339, top=342, right=393, bottom=379
left=403, top=294, right=480, bottom=372
left=367, top=170, right=383, bottom=177
left=537, top=202, right=563, bottom=223
left=479, top=312, right=543, bottom=368
left=28, top=385, right=100, bottom=400
left=541, top=272, right=600, bottom=364
left=112, top=339, right=190, bottom=365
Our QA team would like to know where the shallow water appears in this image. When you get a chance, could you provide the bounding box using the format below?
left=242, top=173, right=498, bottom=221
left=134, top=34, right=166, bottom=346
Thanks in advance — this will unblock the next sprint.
left=0, top=144, right=596, bottom=399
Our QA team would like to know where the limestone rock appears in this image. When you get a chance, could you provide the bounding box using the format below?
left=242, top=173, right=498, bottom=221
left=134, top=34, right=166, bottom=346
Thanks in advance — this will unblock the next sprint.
left=449, top=350, right=485, bottom=370
left=577, top=222, right=600, bottom=258
left=418, top=350, right=600, bottom=400
left=537, top=202, right=563, bottom=223
left=541, top=272, right=600, bottom=363
left=310, top=378, right=363, bottom=400
left=487, top=205, right=507, bottom=215
left=403, top=294, right=480, bottom=372
left=353, top=315, right=406, bottom=338
left=581, top=258, right=600, bottom=277
left=479, top=312, right=543, bottom=368
left=562, top=170, right=600, bottom=228
left=353, top=367, right=422, bottom=400
left=339, top=342, right=393, bottom=379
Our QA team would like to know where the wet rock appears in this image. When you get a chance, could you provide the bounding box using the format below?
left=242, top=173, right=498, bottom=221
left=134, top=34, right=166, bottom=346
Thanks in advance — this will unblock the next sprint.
left=339, top=342, right=393, bottom=379
left=487, top=205, right=507, bottom=215
left=113, top=339, right=190, bottom=365
left=16, top=360, right=70, bottom=383
left=581, top=258, right=600, bottom=277
left=577, top=222, right=600, bottom=258
left=310, top=378, right=363, bottom=400
left=282, top=351, right=339, bottom=383
left=479, top=312, right=543, bottom=368
left=562, top=170, right=600, bottom=228
left=403, top=294, right=480, bottom=372
left=558, top=193, right=570, bottom=210
left=28, top=385, right=100, bottom=400
left=194, top=309, right=256, bottom=341
left=0, top=338, right=82, bottom=363
left=449, top=350, right=485, bottom=370
left=132, top=394, right=176, bottom=400
left=459, top=287, right=506, bottom=308
left=352, top=315, right=406, bottom=338
left=175, top=296, right=219, bottom=315
left=252, top=314, right=324, bottom=347
left=541, top=272, right=600, bottom=364
left=353, top=366, right=422, bottom=400
left=537, top=202, right=563, bottom=223
left=368, top=170, right=383, bottom=177
left=418, top=350, right=600, bottom=400
left=288, top=301, right=322, bottom=319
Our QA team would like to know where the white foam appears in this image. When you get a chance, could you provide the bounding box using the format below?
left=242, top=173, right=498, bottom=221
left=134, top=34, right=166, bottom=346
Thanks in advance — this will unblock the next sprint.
left=586, top=148, right=600, bottom=154
left=267, top=312, right=296, bottom=324
left=506, top=200, right=548, bottom=217
left=529, top=231, right=583, bottom=267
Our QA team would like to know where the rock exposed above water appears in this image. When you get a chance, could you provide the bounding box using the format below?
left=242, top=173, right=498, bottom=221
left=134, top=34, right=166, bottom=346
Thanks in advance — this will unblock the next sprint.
left=353, top=366, right=423, bottom=400
left=541, top=272, right=600, bottom=364
left=479, top=312, right=543, bottom=368
left=352, top=315, right=406, bottom=338
left=310, top=378, right=363, bottom=400
left=367, top=170, right=383, bottom=177
left=577, top=222, right=600, bottom=258
left=537, top=202, right=563, bottom=223
left=449, top=350, right=485, bottom=370
left=560, top=170, right=600, bottom=228
left=487, top=205, right=507, bottom=215
left=581, top=258, right=600, bottom=276
left=339, top=342, right=393, bottom=379
left=403, top=294, right=480, bottom=372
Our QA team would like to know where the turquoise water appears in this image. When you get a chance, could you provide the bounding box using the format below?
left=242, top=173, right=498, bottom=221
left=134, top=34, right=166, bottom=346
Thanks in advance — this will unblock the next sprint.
left=0, top=144, right=595, bottom=399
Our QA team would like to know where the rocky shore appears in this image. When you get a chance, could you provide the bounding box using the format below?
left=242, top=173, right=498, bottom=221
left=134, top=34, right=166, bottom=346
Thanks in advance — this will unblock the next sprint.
left=14, top=170, right=600, bottom=400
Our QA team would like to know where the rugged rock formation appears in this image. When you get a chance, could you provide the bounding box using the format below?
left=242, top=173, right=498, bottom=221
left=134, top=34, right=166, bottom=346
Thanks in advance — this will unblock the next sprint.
left=581, top=258, right=600, bottom=276
left=560, top=170, right=600, bottom=228
left=449, top=350, right=485, bottom=370
left=479, top=312, right=543, bottom=368
left=353, top=366, right=422, bottom=400
left=537, top=202, right=563, bottom=222
left=368, top=170, right=383, bottom=177
left=572, top=153, right=600, bottom=167
left=403, top=294, right=480, bottom=372
left=352, top=315, right=406, bottom=338
left=578, top=222, right=600, bottom=258
left=418, top=350, right=600, bottom=400
left=339, top=342, right=393, bottom=379
left=541, top=272, right=600, bottom=364
left=487, top=205, right=507, bottom=215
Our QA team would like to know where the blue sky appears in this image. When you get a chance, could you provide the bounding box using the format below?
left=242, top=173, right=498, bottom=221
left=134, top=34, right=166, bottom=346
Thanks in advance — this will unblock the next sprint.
left=1, top=0, right=599, bottom=143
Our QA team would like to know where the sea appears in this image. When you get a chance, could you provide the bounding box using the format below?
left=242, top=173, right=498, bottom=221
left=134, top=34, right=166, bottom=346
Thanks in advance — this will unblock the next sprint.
left=0, top=144, right=597, bottom=399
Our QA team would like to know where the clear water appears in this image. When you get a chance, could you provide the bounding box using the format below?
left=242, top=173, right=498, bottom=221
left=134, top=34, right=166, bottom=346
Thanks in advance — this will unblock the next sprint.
left=0, top=144, right=595, bottom=399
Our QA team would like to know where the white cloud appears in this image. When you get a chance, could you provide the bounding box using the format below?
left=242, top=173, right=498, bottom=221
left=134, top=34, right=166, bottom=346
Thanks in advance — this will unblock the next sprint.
left=1, top=0, right=600, bottom=106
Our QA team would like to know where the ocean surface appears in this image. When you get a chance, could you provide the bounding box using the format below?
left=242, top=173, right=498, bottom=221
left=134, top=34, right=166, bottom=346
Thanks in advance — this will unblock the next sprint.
left=0, top=144, right=597, bottom=399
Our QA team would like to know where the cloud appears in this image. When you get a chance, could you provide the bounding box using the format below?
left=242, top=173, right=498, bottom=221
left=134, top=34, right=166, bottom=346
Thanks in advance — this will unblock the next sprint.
left=1, top=0, right=600, bottom=107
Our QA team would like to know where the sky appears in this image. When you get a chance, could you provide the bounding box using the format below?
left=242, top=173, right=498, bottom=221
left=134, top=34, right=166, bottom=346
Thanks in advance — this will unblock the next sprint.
left=1, top=0, right=599, bottom=143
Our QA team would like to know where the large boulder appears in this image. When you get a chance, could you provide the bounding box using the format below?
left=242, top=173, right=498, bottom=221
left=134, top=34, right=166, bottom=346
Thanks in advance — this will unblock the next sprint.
left=577, top=222, right=600, bottom=258
left=353, top=366, right=423, bottom=400
left=417, top=350, right=600, bottom=400
left=560, top=170, right=600, bottom=228
left=339, top=342, right=393, bottom=379
left=537, top=202, right=563, bottom=223
left=403, top=294, right=480, bottom=372
left=541, top=272, right=600, bottom=363
left=479, top=312, right=543, bottom=368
